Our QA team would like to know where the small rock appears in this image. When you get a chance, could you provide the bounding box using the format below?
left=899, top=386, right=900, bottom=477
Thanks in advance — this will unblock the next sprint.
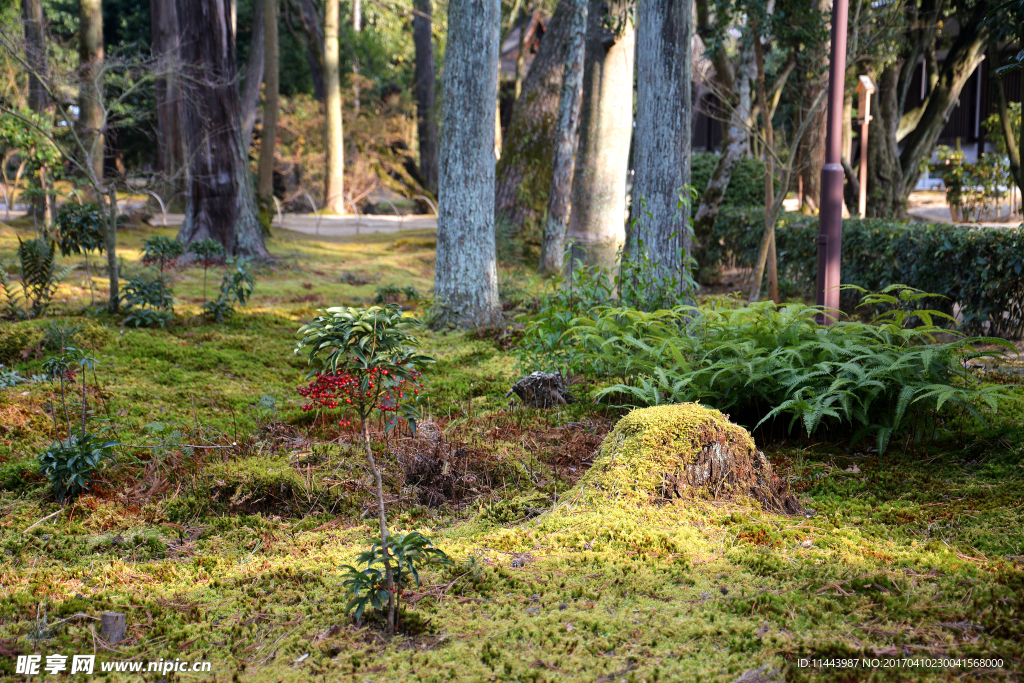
left=719, top=586, right=729, bottom=595
left=559, top=603, right=568, bottom=610
left=529, top=594, right=540, bottom=602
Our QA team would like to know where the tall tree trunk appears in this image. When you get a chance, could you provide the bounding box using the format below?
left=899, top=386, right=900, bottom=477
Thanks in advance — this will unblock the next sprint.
left=796, top=97, right=827, bottom=213
left=865, top=63, right=904, bottom=218
left=752, top=22, right=777, bottom=303
left=287, top=0, right=325, bottom=101
left=240, top=0, right=266, bottom=154
left=258, top=0, right=279, bottom=202
left=896, top=18, right=989, bottom=196
left=564, top=0, right=635, bottom=270
left=990, top=46, right=1023, bottom=199
left=352, top=0, right=361, bottom=112
left=176, top=0, right=270, bottom=258
left=494, top=0, right=573, bottom=231
left=413, top=0, right=438, bottom=194
left=22, top=0, right=48, bottom=113
left=625, top=0, right=692, bottom=287
left=78, top=0, right=104, bottom=187
left=435, top=0, right=502, bottom=328
left=537, top=0, right=586, bottom=276
left=691, top=41, right=755, bottom=246
left=151, top=0, right=186, bottom=185
left=323, top=0, right=345, bottom=213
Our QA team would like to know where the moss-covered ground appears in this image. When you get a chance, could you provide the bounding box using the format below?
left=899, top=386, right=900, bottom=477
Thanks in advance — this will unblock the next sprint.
left=1, top=218, right=1022, bottom=682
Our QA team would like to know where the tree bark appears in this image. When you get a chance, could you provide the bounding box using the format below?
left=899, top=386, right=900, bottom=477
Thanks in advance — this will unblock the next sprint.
left=151, top=0, right=186, bottom=184
left=691, top=41, right=755, bottom=246
left=435, top=0, right=502, bottom=328
left=537, top=0, right=586, bottom=276
left=176, top=0, right=270, bottom=258
left=990, top=46, right=1023, bottom=199
left=288, top=0, right=325, bottom=101
left=413, top=0, right=438, bottom=194
left=494, top=0, right=572, bottom=232
left=240, top=0, right=266, bottom=155
left=625, top=0, right=692, bottom=287
left=78, top=0, right=104, bottom=188
left=865, top=63, right=904, bottom=218
left=22, top=0, right=48, bottom=113
left=564, top=0, right=635, bottom=270
left=323, top=0, right=345, bottom=213
left=752, top=23, right=777, bottom=303
left=257, top=0, right=279, bottom=202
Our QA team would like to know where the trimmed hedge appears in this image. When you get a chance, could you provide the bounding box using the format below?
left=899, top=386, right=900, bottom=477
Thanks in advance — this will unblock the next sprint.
left=691, top=153, right=774, bottom=208
left=706, top=207, right=1024, bottom=338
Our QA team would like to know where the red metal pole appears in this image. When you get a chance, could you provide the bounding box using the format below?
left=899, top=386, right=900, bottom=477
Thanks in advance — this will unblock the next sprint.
left=815, top=0, right=850, bottom=324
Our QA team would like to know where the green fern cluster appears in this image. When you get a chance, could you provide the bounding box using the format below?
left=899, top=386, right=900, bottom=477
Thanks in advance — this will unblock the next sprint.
left=0, top=237, right=73, bottom=319
left=534, top=286, right=1015, bottom=454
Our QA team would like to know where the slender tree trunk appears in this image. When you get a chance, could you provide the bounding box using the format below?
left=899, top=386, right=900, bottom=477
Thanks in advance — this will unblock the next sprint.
left=691, top=42, right=755, bottom=245
left=323, top=0, right=345, bottom=213
left=752, top=24, right=777, bottom=303
left=537, top=0, right=586, bottom=276
left=176, top=0, right=270, bottom=258
left=353, top=0, right=361, bottom=112
left=625, top=0, right=692, bottom=287
left=494, top=0, right=573, bottom=230
left=413, top=0, right=438, bottom=194
left=78, top=0, right=105, bottom=189
left=287, top=0, right=325, bottom=101
left=513, top=8, right=529, bottom=99
left=990, top=47, right=1023, bottom=198
left=564, top=0, right=635, bottom=270
left=435, top=0, right=502, bottom=328
left=104, top=187, right=119, bottom=312
left=151, top=0, right=186, bottom=186
left=22, top=0, right=48, bottom=113
left=258, top=0, right=279, bottom=202
left=240, top=0, right=266, bottom=154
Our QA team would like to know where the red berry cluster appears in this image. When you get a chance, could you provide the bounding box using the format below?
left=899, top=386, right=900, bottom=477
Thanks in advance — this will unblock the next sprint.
left=296, top=366, right=422, bottom=427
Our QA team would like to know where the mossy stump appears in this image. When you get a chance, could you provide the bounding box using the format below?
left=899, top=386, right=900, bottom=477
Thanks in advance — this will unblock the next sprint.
left=581, top=404, right=802, bottom=514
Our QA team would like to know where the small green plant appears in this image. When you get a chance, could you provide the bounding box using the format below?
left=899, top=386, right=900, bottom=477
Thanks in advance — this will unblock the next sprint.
left=374, top=284, right=422, bottom=305
left=0, top=365, right=28, bottom=389
left=0, top=238, right=73, bottom=319
left=37, top=433, right=119, bottom=503
left=188, top=238, right=225, bottom=302
left=39, top=320, right=81, bottom=353
left=341, top=532, right=450, bottom=625
left=37, top=346, right=117, bottom=502
left=141, top=235, right=184, bottom=273
left=932, top=146, right=1010, bottom=222
left=295, top=305, right=435, bottom=634
left=55, top=202, right=106, bottom=305
left=202, top=257, right=255, bottom=323
left=120, top=274, right=175, bottom=327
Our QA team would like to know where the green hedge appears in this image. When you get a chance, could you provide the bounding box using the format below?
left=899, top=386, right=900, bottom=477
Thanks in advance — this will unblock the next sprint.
left=707, top=207, right=1024, bottom=338
left=691, top=153, right=773, bottom=208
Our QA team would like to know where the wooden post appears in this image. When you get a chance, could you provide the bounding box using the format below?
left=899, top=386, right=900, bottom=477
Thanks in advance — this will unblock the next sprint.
left=100, top=612, right=126, bottom=643
left=856, top=75, right=875, bottom=219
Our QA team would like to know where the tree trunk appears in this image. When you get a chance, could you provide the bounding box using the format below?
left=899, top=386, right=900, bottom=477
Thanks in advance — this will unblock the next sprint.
left=176, top=0, right=270, bottom=258
left=865, top=64, right=906, bottom=218
left=105, top=187, right=119, bottom=312
left=258, top=0, right=279, bottom=202
left=361, top=418, right=395, bottom=635
left=494, top=0, right=573, bottom=232
left=625, top=0, right=692, bottom=287
left=240, top=0, right=266, bottom=155
left=537, top=0, right=586, bottom=276
left=353, top=0, right=361, bottom=112
left=897, top=27, right=989, bottom=196
left=22, top=0, right=48, bottom=113
left=288, top=0, right=325, bottom=101
left=796, top=96, right=827, bottom=213
left=78, top=0, right=105, bottom=188
left=151, top=0, right=186, bottom=184
left=564, top=0, right=635, bottom=270
left=323, top=0, right=345, bottom=213
left=435, top=0, right=502, bottom=329
left=413, top=0, right=438, bottom=194
left=991, top=47, right=1023, bottom=199
left=691, top=42, right=755, bottom=246
left=752, top=24, right=777, bottom=303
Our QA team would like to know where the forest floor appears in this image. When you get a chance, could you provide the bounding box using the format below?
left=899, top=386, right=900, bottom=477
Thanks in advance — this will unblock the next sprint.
left=1, top=219, right=1023, bottom=682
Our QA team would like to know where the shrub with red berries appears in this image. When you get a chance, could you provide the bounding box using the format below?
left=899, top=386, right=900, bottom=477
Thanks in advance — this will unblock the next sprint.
left=297, top=365, right=424, bottom=428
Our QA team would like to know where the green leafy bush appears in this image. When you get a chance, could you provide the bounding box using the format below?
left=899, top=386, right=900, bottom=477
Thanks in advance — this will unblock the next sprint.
left=931, top=146, right=1011, bottom=222
left=706, top=209, right=1024, bottom=337
left=691, top=152, right=774, bottom=208
left=188, top=238, right=225, bottom=302
left=120, top=274, right=175, bottom=327
left=37, top=433, right=118, bottom=503
left=141, top=235, right=184, bottom=273
left=202, top=257, right=255, bottom=323
left=550, top=287, right=1014, bottom=454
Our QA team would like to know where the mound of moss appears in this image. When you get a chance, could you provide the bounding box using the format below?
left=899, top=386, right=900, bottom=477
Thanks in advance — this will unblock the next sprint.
left=579, top=403, right=802, bottom=514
